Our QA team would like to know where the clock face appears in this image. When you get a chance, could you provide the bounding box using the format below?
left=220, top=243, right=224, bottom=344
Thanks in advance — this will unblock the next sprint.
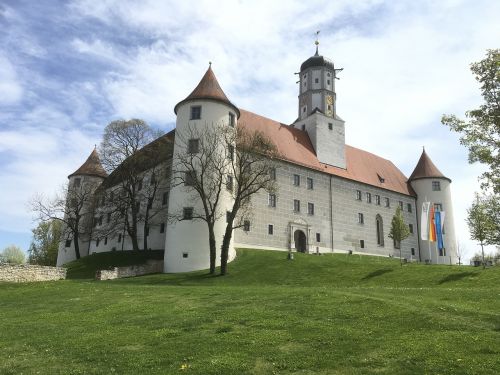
left=326, top=95, right=333, bottom=105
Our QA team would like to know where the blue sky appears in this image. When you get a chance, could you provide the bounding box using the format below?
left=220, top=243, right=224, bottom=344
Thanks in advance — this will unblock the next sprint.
left=0, top=0, right=499, bottom=261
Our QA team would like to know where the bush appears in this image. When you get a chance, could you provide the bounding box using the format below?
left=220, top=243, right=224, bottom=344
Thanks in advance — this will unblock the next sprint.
left=1, top=245, right=26, bottom=264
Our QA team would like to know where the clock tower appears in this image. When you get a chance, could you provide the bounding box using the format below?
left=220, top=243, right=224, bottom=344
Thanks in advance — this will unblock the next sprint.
left=293, top=40, right=346, bottom=169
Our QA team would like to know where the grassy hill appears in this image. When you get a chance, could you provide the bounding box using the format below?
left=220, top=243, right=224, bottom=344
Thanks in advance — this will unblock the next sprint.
left=1, top=249, right=499, bottom=374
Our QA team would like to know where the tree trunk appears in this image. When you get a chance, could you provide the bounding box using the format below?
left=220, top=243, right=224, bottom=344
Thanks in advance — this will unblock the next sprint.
left=220, top=223, right=234, bottom=275
left=208, top=225, right=216, bottom=274
left=481, top=242, right=485, bottom=269
left=143, top=217, right=149, bottom=251
left=400, top=248, right=402, bottom=267
left=73, top=232, right=81, bottom=259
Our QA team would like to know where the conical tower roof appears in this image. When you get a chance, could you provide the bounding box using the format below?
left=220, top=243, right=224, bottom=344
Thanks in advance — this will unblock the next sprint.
left=68, top=148, right=108, bottom=179
left=174, top=65, right=240, bottom=117
left=408, top=148, right=450, bottom=182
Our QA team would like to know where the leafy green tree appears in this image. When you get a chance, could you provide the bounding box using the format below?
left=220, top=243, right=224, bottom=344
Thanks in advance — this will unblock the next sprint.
left=28, top=220, right=62, bottom=266
left=441, top=49, right=499, bottom=194
left=388, top=206, right=410, bottom=266
left=0, top=245, right=25, bottom=264
left=467, top=193, right=497, bottom=269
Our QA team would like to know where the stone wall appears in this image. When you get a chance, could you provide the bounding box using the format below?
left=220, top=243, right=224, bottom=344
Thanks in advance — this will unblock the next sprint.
left=0, top=264, right=67, bottom=283
left=95, top=259, right=164, bottom=280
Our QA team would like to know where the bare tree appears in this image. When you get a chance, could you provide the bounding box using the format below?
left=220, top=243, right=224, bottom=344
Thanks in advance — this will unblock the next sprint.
left=30, top=180, right=98, bottom=260
left=170, top=123, right=231, bottom=274
left=98, top=119, right=167, bottom=251
left=220, top=126, right=279, bottom=275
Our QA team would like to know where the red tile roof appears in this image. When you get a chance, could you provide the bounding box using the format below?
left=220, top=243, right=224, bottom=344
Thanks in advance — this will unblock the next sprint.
left=174, top=66, right=240, bottom=117
left=69, top=149, right=108, bottom=179
left=239, top=109, right=415, bottom=196
left=408, top=149, right=450, bottom=182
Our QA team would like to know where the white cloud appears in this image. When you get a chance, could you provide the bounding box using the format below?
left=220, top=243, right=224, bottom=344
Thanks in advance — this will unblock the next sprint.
left=0, top=56, right=23, bottom=105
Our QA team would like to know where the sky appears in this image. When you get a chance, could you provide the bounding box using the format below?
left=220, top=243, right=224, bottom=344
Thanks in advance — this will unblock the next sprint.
left=0, top=0, right=498, bottom=262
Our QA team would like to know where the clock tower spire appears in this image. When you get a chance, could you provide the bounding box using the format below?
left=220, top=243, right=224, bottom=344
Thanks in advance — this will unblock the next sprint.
left=293, top=40, right=346, bottom=168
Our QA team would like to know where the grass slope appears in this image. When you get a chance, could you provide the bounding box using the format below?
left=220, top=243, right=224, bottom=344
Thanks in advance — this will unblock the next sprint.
left=0, top=249, right=499, bottom=375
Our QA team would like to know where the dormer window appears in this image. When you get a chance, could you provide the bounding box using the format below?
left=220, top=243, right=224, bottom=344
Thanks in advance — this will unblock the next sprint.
left=190, top=106, right=201, bottom=120
left=377, top=174, right=385, bottom=183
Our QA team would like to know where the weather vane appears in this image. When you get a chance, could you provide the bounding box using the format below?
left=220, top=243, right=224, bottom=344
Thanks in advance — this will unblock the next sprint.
left=315, top=30, right=320, bottom=55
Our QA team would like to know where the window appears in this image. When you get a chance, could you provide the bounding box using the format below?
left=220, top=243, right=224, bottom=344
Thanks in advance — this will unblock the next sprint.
left=409, top=224, right=414, bottom=234
left=135, top=201, right=140, bottom=212
left=162, top=192, right=169, bottom=205
left=145, top=226, right=149, bottom=236
left=74, top=178, right=81, bottom=188
left=434, top=203, right=443, bottom=212
left=358, top=213, right=364, bottom=224
left=160, top=223, right=165, bottom=233
left=183, top=207, right=193, bottom=220
left=301, top=124, right=306, bottom=131
left=376, top=214, right=384, bottom=246
left=185, top=171, right=196, bottom=186
left=104, top=237, right=108, bottom=245
left=366, top=192, right=372, bottom=203
left=226, top=211, right=231, bottom=223
left=307, top=177, right=313, bottom=190
left=268, top=193, right=276, bottom=207
left=65, top=239, right=71, bottom=247
left=228, top=145, right=234, bottom=161
left=328, top=123, right=333, bottom=130
left=399, top=201, right=403, bottom=210
left=432, top=181, right=441, bottom=191
left=327, top=79, right=331, bottom=85
left=243, top=220, right=250, bottom=232
left=316, top=233, right=321, bottom=242
left=229, top=112, right=235, bottom=127
left=226, top=175, right=233, bottom=191
left=308, top=202, right=315, bottom=215
left=137, top=179, right=143, bottom=191
left=96, top=238, right=100, bottom=247
left=268, top=224, right=274, bottom=235
left=360, top=240, right=365, bottom=249
left=118, top=234, right=122, bottom=243
left=411, top=248, right=415, bottom=256
left=293, top=199, right=300, bottom=212
left=150, top=173, right=156, bottom=186
left=375, top=195, right=380, bottom=205
left=188, top=139, right=199, bottom=154
left=385, top=197, right=390, bottom=208
left=293, top=174, right=300, bottom=186
left=107, top=213, right=111, bottom=223
left=356, top=190, right=362, bottom=200
left=182, top=253, right=189, bottom=258
left=270, top=168, right=276, bottom=180
left=147, top=198, right=153, bottom=209
left=407, top=203, right=412, bottom=213
left=190, top=105, right=201, bottom=120
left=98, top=216, right=103, bottom=226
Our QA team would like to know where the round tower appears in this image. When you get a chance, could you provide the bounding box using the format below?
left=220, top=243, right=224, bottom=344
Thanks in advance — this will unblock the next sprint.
left=164, top=65, right=239, bottom=273
left=56, top=148, right=107, bottom=266
left=409, top=148, right=457, bottom=264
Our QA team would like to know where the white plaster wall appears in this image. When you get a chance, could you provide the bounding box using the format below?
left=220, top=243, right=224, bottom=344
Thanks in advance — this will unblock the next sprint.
left=164, top=100, right=236, bottom=273
left=411, top=178, right=457, bottom=264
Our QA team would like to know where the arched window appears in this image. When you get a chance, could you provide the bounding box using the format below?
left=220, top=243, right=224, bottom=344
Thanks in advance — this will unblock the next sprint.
left=376, top=214, right=384, bottom=246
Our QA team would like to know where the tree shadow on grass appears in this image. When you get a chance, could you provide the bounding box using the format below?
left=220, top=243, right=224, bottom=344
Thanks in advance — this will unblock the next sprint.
left=361, top=268, right=393, bottom=280
left=438, top=272, right=477, bottom=285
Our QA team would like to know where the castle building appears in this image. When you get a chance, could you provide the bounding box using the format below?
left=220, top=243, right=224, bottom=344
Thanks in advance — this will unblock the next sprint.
left=57, top=48, right=458, bottom=270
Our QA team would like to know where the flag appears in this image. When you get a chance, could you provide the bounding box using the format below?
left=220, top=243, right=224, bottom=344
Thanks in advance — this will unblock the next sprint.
left=429, top=205, right=436, bottom=242
left=436, top=211, right=444, bottom=250
left=421, top=202, right=430, bottom=240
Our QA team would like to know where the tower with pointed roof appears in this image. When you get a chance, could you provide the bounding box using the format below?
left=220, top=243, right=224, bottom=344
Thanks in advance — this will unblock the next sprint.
left=57, top=148, right=108, bottom=266
left=164, top=65, right=239, bottom=273
left=293, top=40, right=346, bottom=169
left=409, top=148, right=457, bottom=264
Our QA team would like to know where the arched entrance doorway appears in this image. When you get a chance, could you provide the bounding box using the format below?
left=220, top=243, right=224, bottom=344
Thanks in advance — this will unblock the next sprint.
left=294, top=230, right=307, bottom=253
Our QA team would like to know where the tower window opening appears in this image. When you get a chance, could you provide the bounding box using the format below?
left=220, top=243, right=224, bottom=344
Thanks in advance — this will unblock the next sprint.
left=307, top=177, right=313, bottom=190
left=294, top=199, right=300, bottom=213
left=328, top=123, right=333, bottom=130
left=327, top=79, right=330, bottom=85
left=183, top=207, right=193, bottom=220
left=226, top=175, right=233, bottom=191
left=407, top=203, right=412, bottom=213
left=358, top=213, right=364, bottom=224
left=185, top=171, right=196, bottom=186
left=315, top=78, right=319, bottom=83
left=409, top=224, right=414, bottom=234
left=160, top=223, right=165, bottom=233
left=74, top=178, right=81, bottom=188
left=293, top=174, right=300, bottom=186
left=188, top=139, right=199, bottom=154
left=356, top=190, right=362, bottom=200
left=190, top=106, right=201, bottom=120
left=118, top=234, right=122, bottom=242
left=65, top=239, right=71, bottom=247
left=229, top=112, right=235, bottom=127
left=268, top=224, right=274, bottom=235
left=432, top=181, right=441, bottom=191
left=316, top=233, right=321, bottom=242
left=268, top=193, right=276, bottom=207
left=243, top=220, right=251, bottom=232
left=360, top=240, right=365, bottom=248
left=308, top=202, right=315, bottom=215
left=375, top=195, right=380, bottom=205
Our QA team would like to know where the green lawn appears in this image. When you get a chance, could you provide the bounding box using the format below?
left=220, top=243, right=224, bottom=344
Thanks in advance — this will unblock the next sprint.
left=0, top=249, right=499, bottom=374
